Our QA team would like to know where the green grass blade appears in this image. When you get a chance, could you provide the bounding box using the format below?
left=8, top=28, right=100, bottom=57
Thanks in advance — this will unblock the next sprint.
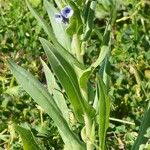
left=40, top=38, right=95, bottom=122
left=44, top=0, right=71, bottom=51
left=97, top=75, right=110, bottom=150
left=41, top=59, right=69, bottom=124
left=132, top=102, right=150, bottom=150
left=13, top=124, right=42, bottom=150
left=8, top=60, right=84, bottom=149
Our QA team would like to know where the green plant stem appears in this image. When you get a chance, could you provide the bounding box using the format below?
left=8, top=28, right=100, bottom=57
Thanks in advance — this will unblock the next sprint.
left=40, top=109, right=44, bottom=125
left=84, top=114, right=94, bottom=150
left=109, top=117, right=135, bottom=125
left=2, top=79, right=5, bottom=91
left=9, top=76, right=15, bottom=88
left=72, top=34, right=83, bottom=63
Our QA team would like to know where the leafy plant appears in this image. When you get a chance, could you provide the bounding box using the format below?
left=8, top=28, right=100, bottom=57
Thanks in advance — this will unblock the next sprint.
left=6, top=0, right=150, bottom=150
left=8, top=0, right=111, bottom=149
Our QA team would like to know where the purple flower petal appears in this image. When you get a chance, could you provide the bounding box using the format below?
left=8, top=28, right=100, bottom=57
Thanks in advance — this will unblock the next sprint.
left=61, top=6, right=73, bottom=18
left=55, top=13, right=63, bottom=23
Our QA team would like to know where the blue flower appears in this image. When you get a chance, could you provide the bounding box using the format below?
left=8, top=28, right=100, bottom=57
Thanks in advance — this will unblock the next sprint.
left=55, top=6, right=73, bottom=24
left=55, top=13, right=63, bottom=23
left=61, top=6, right=73, bottom=18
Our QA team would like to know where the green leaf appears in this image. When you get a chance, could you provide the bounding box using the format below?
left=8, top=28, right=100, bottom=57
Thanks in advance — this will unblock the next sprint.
left=13, top=124, right=42, bottom=150
left=82, top=1, right=97, bottom=41
left=132, top=102, right=150, bottom=150
left=25, top=0, right=56, bottom=42
left=40, top=38, right=95, bottom=122
left=66, top=1, right=83, bottom=35
left=54, top=0, right=66, bottom=9
left=83, top=0, right=91, bottom=23
left=41, top=59, right=69, bottom=124
left=28, top=0, right=41, bottom=7
left=97, top=75, right=110, bottom=150
left=5, top=86, right=23, bottom=97
left=26, top=0, right=84, bottom=69
left=98, top=55, right=110, bottom=86
left=66, top=16, right=77, bottom=36
left=79, top=46, right=109, bottom=90
left=44, top=0, right=71, bottom=51
left=8, top=60, right=85, bottom=149
left=93, top=87, right=99, bottom=112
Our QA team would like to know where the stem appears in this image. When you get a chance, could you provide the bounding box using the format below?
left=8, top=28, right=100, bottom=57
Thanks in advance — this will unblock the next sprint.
left=109, top=117, right=135, bottom=125
left=2, top=79, right=5, bottom=91
left=84, top=114, right=94, bottom=150
left=40, top=109, right=44, bottom=125
left=10, top=76, right=15, bottom=88
left=71, top=34, right=83, bottom=63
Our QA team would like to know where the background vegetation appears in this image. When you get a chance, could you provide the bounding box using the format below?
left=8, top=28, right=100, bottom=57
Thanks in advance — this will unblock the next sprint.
left=0, top=0, right=150, bottom=149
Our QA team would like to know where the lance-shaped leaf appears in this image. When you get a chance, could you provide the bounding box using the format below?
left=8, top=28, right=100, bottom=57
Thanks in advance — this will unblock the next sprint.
left=44, top=0, right=71, bottom=51
left=54, top=0, right=66, bottom=9
left=97, top=75, right=110, bottom=150
left=132, top=102, right=150, bottom=150
left=26, top=0, right=84, bottom=70
left=66, top=1, right=83, bottom=36
left=40, top=38, right=95, bottom=122
left=82, top=1, right=97, bottom=41
left=53, top=40, right=85, bottom=70
left=13, top=124, right=43, bottom=150
left=79, top=22, right=111, bottom=89
left=79, top=19, right=111, bottom=91
left=79, top=46, right=109, bottom=90
left=41, top=59, right=69, bottom=124
left=25, top=0, right=56, bottom=42
left=8, top=60, right=85, bottom=149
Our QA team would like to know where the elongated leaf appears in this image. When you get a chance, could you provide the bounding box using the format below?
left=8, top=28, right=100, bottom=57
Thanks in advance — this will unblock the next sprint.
left=79, top=46, right=109, bottom=90
left=82, top=1, right=97, bottom=41
left=93, top=87, right=98, bottom=112
left=54, top=41, right=85, bottom=70
left=66, top=16, right=77, bottom=36
left=41, top=59, right=69, bottom=123
left=8, top=60, right=85, bottom=149
left=97, top=75, right=110, bottom=150
left=40, top=39, right=84, bottom=122
left=25, top=0, right=56, bottom=42
left=54, top=0, right=65, bottom=9
left=26, top=0, right=84, bottom=69
left=66, top=1, right=83, bottom=35
left=99, top=55, right=110, bottom=86
left=132, top=102, right=150, bottom=150
left=13, top=124, right=42, bottom=150
left=83, top=0, right=91, bottom=23
left=40, top=38, right=95, bottom=122
left=41, top=40, right=80, bottom=90
left=44, top=0, right=71, bottom=51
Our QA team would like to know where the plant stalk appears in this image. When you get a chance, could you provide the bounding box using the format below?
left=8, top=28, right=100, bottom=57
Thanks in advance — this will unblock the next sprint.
left=71, top=34, right=83, bottom=63
left=84, top=113, right=95, bottom=150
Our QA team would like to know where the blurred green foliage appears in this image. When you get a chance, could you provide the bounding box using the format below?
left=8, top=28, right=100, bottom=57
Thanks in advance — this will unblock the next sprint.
left=0, top=0, right=150, bottom=149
